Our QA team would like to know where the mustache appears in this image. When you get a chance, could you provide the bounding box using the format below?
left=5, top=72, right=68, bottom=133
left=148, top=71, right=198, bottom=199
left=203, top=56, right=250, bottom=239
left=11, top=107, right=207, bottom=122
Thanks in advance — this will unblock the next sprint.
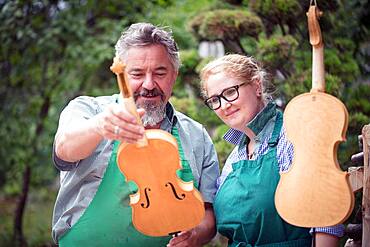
left=134, top=88, right=164, bottom=98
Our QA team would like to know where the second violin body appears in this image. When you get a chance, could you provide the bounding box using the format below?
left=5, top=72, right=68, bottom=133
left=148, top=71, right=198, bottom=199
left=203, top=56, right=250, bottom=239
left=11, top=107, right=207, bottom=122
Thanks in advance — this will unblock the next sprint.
left=275, top=92, right=354, bottom=227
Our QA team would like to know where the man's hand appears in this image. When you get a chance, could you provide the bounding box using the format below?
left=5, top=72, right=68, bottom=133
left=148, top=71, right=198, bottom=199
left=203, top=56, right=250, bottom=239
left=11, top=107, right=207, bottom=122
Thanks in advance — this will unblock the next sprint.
left=167, top=203, right=216, bottom=247
left=93, top=103, right=145, bottom=143
left=55, top=102, right=145, bottom=162
left=167, top=230, right=201, bottom=247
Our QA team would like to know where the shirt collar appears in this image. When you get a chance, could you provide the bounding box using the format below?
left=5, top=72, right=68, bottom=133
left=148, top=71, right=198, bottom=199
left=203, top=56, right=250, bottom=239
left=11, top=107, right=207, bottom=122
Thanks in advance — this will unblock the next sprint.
left=160, top=102, right=177, bottom=132
left=224, top=101, right=276, bottom=145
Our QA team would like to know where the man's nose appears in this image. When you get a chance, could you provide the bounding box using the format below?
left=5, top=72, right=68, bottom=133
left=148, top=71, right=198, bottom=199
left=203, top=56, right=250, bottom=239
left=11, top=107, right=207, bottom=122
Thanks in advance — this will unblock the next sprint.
left=142, top=73, right=156, bottom=90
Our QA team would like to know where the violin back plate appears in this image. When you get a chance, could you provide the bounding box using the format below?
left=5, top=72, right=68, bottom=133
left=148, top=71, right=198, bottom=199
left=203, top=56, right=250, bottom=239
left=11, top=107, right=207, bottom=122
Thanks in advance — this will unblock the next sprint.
left=275, top=92, right=354, bottom=227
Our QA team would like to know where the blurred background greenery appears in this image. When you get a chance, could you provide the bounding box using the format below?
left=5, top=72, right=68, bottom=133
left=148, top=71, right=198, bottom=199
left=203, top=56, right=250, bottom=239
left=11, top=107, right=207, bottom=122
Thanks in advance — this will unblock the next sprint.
left=0, top=0, right=369, bottom=246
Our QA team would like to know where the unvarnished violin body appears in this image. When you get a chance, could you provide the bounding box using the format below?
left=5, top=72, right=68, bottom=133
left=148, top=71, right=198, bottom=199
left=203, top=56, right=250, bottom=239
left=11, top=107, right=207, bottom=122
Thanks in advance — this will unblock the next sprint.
left=110, top=57, right=205, bottom=236
left=275, top=92, right=353, bottom=227
left=274, top=4, right=354, bottom=227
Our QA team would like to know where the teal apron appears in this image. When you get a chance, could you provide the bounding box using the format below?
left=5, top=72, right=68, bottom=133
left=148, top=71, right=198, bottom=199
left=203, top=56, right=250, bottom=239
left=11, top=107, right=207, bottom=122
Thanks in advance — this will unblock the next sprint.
left=59, top=126, right=194, bottom=246
left=214, top=111, right=312, bottom=247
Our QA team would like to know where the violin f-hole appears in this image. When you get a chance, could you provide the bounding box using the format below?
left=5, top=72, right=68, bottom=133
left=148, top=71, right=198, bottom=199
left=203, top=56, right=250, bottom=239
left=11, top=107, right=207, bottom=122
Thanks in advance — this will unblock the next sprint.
left=140, top=187, right=151, bottom=208
left=165, top=182, right=185, bottom=200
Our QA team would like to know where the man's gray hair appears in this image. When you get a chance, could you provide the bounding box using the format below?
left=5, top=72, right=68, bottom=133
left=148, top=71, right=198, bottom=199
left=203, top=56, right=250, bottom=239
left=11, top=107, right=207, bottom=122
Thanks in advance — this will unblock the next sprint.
left=115, top=23, right=180, bottom=71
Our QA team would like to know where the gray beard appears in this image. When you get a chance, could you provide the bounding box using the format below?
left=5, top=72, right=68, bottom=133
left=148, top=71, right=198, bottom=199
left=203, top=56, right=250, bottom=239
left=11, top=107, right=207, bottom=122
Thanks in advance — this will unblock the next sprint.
left=137, top=100, right=166, bottom=127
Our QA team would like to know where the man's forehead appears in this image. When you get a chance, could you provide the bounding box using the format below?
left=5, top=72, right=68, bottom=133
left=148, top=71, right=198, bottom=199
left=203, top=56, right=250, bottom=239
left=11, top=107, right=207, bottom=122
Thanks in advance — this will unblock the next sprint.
left=124, top=45, right=173, bottom=68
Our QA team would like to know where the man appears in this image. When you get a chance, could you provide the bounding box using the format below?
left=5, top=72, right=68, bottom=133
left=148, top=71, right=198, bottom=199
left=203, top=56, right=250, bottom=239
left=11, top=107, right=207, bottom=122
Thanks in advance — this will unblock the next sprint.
left=52, top=22, right=219, bottom=247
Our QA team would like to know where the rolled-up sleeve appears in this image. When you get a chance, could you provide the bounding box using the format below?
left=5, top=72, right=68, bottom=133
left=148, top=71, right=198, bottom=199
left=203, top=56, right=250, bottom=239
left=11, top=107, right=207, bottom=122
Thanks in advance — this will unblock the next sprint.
left=53, top=96, right=99, bottom=171
left=53, top=142, right=77, bottom=171
left=310, top=225, right=345, bottom=237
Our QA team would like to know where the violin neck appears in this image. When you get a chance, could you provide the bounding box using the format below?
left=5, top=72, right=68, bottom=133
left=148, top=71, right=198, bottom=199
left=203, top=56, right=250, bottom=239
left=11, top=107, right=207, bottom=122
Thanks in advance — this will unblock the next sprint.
left=311, top=44, right=325, bottom=93
left=116, top=71, right=148, bottom=146
left=307, top=5, right=326, bottom=93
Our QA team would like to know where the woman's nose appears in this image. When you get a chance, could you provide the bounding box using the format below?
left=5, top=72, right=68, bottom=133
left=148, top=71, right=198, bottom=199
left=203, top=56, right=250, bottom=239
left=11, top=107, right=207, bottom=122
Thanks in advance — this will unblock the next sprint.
left=220, top=97, right=231, bottom=110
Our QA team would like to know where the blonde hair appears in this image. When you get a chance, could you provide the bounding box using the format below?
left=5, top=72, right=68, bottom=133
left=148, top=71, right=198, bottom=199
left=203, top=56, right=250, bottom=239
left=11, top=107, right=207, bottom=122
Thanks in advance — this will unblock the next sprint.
left=200, top=54, right=271, bottom=101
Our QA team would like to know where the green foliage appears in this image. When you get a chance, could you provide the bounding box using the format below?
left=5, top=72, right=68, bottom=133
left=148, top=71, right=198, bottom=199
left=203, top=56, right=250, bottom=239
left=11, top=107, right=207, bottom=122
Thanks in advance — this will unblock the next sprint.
left=0, top=189, right=57, bottom=247
left=0, top=0, right=158, bottom=194
left=256, top=34, right=299, bottom=77
left=175, top=49, right=202, bottom=97
left=323, top=73, right=342, bottom=96
left=240, top=36, right=258, bottom=55
left=195, top=57, right=216, bottom=75
left=180, top=49, right=202, bottom=74
left=345, top=84, right=370, bottom=133
left=143, top=0, right=216, bottom=49
left=0, top=1, right=64, bottom=192
left=280, top=69, right=310, bottom=101
left=249, top=0, right=302, bottom=17
left=188, top=9, right=263, bottom=41
left=0, top=198, right=14, bottom=246
left=325, top=44, right=360, bottom=84
left=248, top=0, right=303, bottom=35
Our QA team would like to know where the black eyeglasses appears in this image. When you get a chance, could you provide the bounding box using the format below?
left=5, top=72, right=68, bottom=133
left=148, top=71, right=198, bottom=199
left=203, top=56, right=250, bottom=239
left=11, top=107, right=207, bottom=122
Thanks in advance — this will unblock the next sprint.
left=204, top=82, right=247, bottom=110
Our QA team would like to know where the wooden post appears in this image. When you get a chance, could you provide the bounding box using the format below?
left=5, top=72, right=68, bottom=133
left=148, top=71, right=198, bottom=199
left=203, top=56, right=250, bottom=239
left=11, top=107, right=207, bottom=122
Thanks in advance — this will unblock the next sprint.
left=348, top=167, right=364, bottom=193
left=362, top=124, right=370, bottom=247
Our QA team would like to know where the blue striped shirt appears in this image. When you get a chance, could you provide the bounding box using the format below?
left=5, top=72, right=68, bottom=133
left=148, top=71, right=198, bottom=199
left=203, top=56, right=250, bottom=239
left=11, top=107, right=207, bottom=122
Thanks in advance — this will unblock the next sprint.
left=217, top=107, right=344, bottom=238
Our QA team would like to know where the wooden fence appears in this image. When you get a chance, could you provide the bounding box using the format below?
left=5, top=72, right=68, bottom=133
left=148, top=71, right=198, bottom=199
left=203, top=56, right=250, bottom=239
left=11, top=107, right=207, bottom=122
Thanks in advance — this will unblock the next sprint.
left=346, top=124, right=370, bottom=247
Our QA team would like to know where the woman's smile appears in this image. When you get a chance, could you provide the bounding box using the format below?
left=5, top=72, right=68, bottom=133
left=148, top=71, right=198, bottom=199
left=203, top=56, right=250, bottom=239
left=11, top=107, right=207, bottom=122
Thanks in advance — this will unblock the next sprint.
left=224, top=108, right=239, bottom=117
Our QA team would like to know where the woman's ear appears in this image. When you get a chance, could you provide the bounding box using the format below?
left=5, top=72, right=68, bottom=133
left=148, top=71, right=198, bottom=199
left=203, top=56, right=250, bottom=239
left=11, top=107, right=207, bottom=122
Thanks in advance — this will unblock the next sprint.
left=254, top=80, right=262, bottom=97
left=256, top=88, right=262, bottom=97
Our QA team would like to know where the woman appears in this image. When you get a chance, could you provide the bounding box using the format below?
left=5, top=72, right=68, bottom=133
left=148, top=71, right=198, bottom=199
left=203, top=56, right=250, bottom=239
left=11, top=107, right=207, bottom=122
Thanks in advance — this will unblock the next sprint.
left=200, top=54, right=343, bottom=246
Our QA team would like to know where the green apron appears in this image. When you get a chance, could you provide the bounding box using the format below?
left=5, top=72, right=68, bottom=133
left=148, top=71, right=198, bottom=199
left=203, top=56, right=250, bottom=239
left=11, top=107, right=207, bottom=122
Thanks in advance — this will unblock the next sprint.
left=214, top=111, right=312, bottom=247
left=59, top=126, right=194, bottom=246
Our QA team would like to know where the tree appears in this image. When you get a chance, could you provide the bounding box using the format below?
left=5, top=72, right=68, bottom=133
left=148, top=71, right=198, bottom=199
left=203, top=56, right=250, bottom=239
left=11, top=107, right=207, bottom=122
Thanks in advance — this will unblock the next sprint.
left=0, top=0, right=162, bottom=245
left=188, top=9, right=263, bottom=54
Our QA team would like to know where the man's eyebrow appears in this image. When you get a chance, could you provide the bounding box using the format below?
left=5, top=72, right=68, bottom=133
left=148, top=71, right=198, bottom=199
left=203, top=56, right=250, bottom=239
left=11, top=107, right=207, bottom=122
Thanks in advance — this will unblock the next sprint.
left=155, top=66, right=168, bottom=70
left=127, top=66, right=169, bottom=72
left=127, top=67, right=143, bottom=73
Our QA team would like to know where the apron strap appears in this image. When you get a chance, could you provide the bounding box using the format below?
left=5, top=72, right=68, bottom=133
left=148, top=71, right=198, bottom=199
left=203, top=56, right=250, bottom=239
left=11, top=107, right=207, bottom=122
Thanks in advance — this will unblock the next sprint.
left=171, top=126, right=186, bottom=162
left=268, top=111, right=283, bottom=148
left=171, top=125, right=198, bottom=189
